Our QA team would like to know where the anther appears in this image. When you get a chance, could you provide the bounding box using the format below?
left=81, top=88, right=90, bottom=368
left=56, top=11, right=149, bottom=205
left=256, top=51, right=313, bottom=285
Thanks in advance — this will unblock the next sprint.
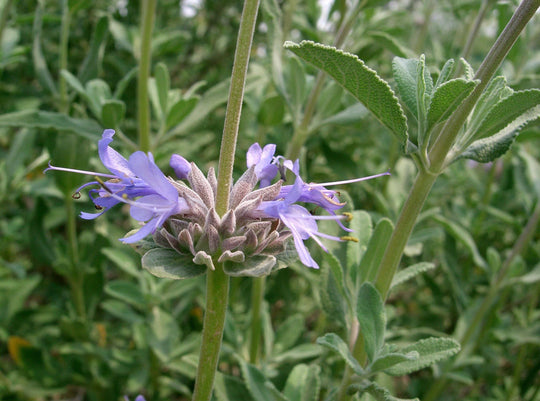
left=94, top=176, right=113, bottom=194
left=95, top=205, right=103, bottom=210
left=343, top=212, right=353, bottom=222
left=72, top=192, right=81, bottom=199
left=340, top=235, right=358, bottom=242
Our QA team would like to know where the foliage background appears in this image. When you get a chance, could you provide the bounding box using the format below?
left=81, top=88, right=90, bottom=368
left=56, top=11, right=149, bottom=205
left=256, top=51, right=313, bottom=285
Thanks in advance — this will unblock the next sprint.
left=0, top=0, right=538, bottom=400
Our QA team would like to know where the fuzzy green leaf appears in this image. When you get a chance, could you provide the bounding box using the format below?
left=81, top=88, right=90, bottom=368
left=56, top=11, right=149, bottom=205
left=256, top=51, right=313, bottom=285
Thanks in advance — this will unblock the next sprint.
left=240, top=361, right=288, bottom=401
left=370, top=352, right=419, bottom=373
left=346, top=210, right=372, bottom=271
left=101, top=100, right=126, bottom=128
left=285, top=41, right=408, bottom=147
left=316, top=333, right=364, bottom=375
left=60, top=69, right=86, bottom=96
left=166, top=97, right=199, bottom=129
left=0, top=110, right=101, bottom=140
left=357, top=282, right=386, bottom=362
left=78, top=16, right=109, bottom=83
left=432, top=215, right=487, bottom=269
left=223, top=255, right=277, bottom=277
left=141, top=248, right=207, bottom=279
left=467, top=76, right=513, bottom=135
left=357, top=381, right=420, bottom=401
left=105, top=280, right=146, bottom=310
left=391, top=262, right=437, bottom=288
left=384, top=337, right=461, bottom=376
left=427, top=79, right=478, bottom=130
left=155, top=62, right=170, bottom=114
left=258, top=95, right=286, bottom=126
left=358, top=218, right=394, bottom=284
left=320, top=253, right=348, bottom=328
left=392, top=56, right=432, bottom=120
left=214, top=372, right=255, bottom=401
left=459, top=130, right=518, bottom=163
left=283, top=364, right=321, bottom=401
left=470, top=89, right=540, bottom=141
left=32, top=3, right=57, bottom=95
left=434, top=59, right=455, bottom=88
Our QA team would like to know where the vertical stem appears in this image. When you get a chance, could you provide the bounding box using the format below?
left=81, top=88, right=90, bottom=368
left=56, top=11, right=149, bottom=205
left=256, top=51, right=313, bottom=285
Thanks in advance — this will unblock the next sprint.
left=249, top=277, right=265, bottom=364
left=374, top=169, right=438, bottom=299
left=137, top=0, right=157, bottom=153
left=192, top=265, right=230, bottom=401
left=59, top=0, right=71, bottom=113
left=215, top=0, right=260, bottom=216
left=65, top=194, right=86, bottom=320
left=193, top=1, right=260, bottom=400
left=429, top=0, right=540, bottom=170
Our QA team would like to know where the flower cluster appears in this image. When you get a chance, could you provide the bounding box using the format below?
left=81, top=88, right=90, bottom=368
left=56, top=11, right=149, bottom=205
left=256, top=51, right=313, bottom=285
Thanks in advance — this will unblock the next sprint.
left=46, top=130, right=389, bottom=273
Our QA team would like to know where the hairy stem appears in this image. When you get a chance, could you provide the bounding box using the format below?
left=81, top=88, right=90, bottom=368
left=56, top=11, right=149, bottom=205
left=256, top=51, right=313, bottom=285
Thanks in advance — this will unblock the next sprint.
left=137, top=0, right=157, bottom=153
left=215, top=0, right=260, bottom=216
left=193, top=1, right=260, bottom=399
left=192, top=264, right=230, bottom=401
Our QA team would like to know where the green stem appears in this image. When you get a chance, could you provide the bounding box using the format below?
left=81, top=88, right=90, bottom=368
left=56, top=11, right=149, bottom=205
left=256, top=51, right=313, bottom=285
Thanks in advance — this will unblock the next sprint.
left=429, top=0, right=540, bottom=170
left=249, top=277, right=265, bottom=364
left=137, top=0, right=157, bottom=153
left=65, top=194, right=86, bottom=320
left=59, top=0, right=71, bottom=114
left=215, top=0, right=260, bottom=216
left=192, top=1, right=260, bottom=399
left=375, top=0, right=540, bottom=300
left=374, top=168, right=438, bottom=299
left=192, top=264, right=230, bottom=401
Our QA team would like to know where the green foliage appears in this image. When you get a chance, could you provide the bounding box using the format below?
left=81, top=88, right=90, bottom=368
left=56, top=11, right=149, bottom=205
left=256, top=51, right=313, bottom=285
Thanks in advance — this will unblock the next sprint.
left=0, top=1, right=539, bottom=401
left=142, top=248, right=207, bottom=279
left=284, top=40, right=409, bottom=150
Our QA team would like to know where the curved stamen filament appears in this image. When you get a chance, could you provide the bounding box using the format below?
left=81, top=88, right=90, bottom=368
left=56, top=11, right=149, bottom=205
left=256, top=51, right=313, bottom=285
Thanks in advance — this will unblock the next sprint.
left=316, top=171, right=391, bottom=187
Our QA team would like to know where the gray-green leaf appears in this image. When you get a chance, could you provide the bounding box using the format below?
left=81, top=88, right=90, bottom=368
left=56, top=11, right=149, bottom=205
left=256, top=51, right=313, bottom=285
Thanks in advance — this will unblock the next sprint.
left=391, top=262, right=436, bottom=288
left=316, top=333, right=364, bottom=375
left=458, top=130, right=518, bottom=163
left=384, top=337, right=461, bottom=376
left=427, top=79, right=478, bottom=130
left=282, top=364, right=321, bottom=401
left=0, top=110, right=101, bottom=140
left=285, top=41, right=408, bottom=148
left=142, top=248, right=207, bottom=279
left=357, top=282, right=386, bottom=362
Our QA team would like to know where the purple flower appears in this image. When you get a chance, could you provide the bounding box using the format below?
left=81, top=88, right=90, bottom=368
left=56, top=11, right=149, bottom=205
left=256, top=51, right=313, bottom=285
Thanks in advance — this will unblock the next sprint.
left=45, top=129, right=187, bottom=243
left=124, top=396, right=146, bottom=401
left=259, top=176, right=347, bottom=269
left=246, top=143, right=279, bottom=187
left=251, top=143, right=390, bottom=269
left=170, top=153, right=191, bottom=179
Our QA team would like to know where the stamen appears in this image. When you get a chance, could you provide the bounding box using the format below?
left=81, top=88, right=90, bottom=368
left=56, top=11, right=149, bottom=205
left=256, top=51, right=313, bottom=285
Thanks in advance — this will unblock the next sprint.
left=343, top=212, right=353, bottom=222
left=72, top=192, right=81, bottom=200
left=340, top=236, right=359, bottom=242
left=44, top=162, right=117, bottom=179
left=95, top=205, right=103, bottom=210
left=316, top=170, right=391, bottom=187
left=94, top=176, right=114, bottom=194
